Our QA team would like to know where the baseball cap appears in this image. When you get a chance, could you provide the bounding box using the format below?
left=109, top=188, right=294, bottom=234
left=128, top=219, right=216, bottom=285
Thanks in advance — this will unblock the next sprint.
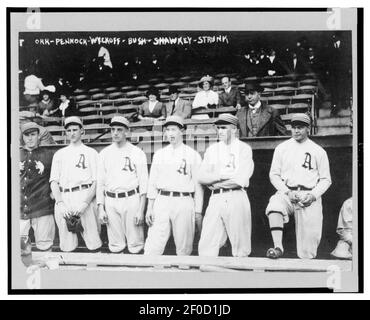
left=110, top=115, right=130, bottom=129
left=21, top=122, right=40, bottom=135
left=164, top=115, right=184, bottom=129
left=214, top=113, right=239, bottom=127
left=291, top=113, right=311, bottom=126
left=64, top=116, right=83, bottom=129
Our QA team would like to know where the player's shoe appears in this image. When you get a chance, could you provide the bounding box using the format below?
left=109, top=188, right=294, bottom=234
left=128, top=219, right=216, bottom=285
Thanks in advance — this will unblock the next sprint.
left=266, top=247, right=283, bottom=259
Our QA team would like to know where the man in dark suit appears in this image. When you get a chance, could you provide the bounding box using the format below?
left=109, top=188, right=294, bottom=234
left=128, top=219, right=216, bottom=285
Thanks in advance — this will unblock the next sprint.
left=165, top=86, right=192, bottom=119
left=284, top=51, right=306, bottom=75
left=262, top=49, right=284, bottom=76
left=218, top=77, right=242, bottom=109
left=237, top=83, right=287, bottom=137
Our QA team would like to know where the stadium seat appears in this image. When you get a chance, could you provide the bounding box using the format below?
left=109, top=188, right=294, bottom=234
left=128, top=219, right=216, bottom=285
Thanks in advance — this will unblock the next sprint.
left=260, top=82, right=276, bottom=89
left=121, top=85, right=137, bottom=92
left=88, top=88, right=103, bottom=95
left=74, top=94, right=90, bottom=102
left=260, top=87, right=275, bottom=97
left=288, top=103, right=311, bottom=113
left=52, top=136, right=67, bottom=144
left=137, top=84, right=151, bottom=90
left=81, top=114, right=104, bottom=125
left=98, top=105, right=118, bottom=115
left=267, top=95, right=291, bottom=105
left=269, top=104, right=288, bottom=114
left=45, top=125, right=64, bottom=135
left=291, top=93, right=314, bottom=104
left=73, top=88, right=87, bottom=95
left=76, top=100, right=95, bottom=108
left=154, top=83, right=169, bottom=89
left=171, top=82, right=187, bottom=88
left=108, top=92, right=125, bottom=99
left=104, top=87, right=119, bottom=93
left=179, top=76, right=193, bottom=82
left=79, top=106, right=99, bottom=115
left=41, top=116, right=63, bottom=126
left=91, top=93, right=107, bottom=100
left=130, top=96, right=148, bottom=104
left=275, top=81, right=297, bottom=88
left=299, top=79, right=318, bottom=86
left=164, top=77, right=177, bottom=82
left=111, top=98, right=132, bottom=106
left=273, top=86, right=297, bottom=96
left=117, top=104, right=138, bottom=113
left=126, top=90, right=144, bottom=98
left=296, top=85, right=318, bottom=95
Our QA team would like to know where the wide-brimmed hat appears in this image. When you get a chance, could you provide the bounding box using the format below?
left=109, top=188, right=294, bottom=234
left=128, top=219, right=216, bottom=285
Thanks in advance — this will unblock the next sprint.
left=199, top=75, right=214, bottom=86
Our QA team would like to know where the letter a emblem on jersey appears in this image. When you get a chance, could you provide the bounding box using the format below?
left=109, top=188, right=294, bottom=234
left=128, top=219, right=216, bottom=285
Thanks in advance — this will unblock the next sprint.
left=75, top=154, right=87, bottom=169
left=302, top=152, right=313, bottom=170
left=177, top=159, right=188, bottom=175
left=122, top=157, right=135, bottom=172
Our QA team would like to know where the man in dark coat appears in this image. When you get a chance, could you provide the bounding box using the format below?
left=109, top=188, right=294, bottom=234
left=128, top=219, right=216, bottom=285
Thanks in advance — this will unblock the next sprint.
left=237, top=83, right=288, bottom=137
left=218, top=76, right=242, bottom=109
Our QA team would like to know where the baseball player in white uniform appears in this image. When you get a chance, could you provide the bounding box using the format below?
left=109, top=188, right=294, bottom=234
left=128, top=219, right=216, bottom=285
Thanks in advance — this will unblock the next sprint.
left=331, top=197, right=352, bottom=259
left=97, top=116, right=148, bottom=253
left=265, top=113, right=332, bottom=259
left=50, top=116, right=102, bottom=252
left=144, top=115, right=204, bottom=255
left=198, top=114, right=254, bottom=257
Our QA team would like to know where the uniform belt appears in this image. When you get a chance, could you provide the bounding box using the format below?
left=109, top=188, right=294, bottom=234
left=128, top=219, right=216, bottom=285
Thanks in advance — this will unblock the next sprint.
left=105, top=187, right=139, bottom=198
left=212, top=187, right=243, bottom=195
left=288, top=185, right=312, bottom=191
left=159, top=190, right=194, bottom=197
left=60, top=184, right=92, bottom=193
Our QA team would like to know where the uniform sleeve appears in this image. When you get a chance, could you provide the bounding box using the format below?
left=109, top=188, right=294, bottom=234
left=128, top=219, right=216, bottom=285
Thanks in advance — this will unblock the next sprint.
left=136, top=149, right=149, bottom=195
left=192, top=152, right=204, bottom=213
left=147, top=151, right=161, bottom=199
left=311, top=149, right=332, bottom=200
left=269, top=146, right=290, bottom=193
left=96, top=151, right=106, bottom=205
left=49, top=151, right=61, bottom=183
left=337, top=198, right=353, bottom=242
left=90, top=149, right=98, bottom=181
left=198, top=146, right=214, bottom=178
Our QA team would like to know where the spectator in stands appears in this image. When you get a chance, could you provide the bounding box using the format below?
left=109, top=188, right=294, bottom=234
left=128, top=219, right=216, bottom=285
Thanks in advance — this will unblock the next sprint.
left=165, top=86, right=192, bottom=119
left=192, top=75, right=218, bottom=119
left=23, top=66, right=56, bottom=106
left=262, top=49, right=284, bottom=76
left=98, top=46, right=113, bottom=69
left=218, top=76, right=242, bottom=109
left=49, top=91, right=79, bottom=118
left=138, top=87, right=166, bottom=120
left=36, top=91, right=55, bottom=117
left=306, top=47, right=323, bottom=75
left=243, top=50, right=264, bottom=77
left=327, top=32, right=352, bottom=115
left=284, top=51, right=306, bottom=75
left=237, top=83, right=287, bottom=137
left=19, top=111, right=56, bottom=146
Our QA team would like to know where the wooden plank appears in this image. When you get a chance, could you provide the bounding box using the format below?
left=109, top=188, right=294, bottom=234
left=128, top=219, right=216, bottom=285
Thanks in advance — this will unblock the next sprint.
left=32, top=252, right=352, bottom=272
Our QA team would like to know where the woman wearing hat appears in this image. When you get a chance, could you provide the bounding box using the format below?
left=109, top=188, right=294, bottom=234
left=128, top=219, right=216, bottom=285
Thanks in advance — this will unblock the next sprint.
left=191, top=75, right=219, bottom=119
left=49, top=91, right=78, bottom=118
left=37, top=90, right=55, bottom=117
left=138, top=87, right=166, bottom=121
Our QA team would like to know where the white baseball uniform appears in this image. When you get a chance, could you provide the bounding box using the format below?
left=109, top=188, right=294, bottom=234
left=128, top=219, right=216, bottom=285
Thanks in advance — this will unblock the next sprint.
left=265, top=137, right=332, bottom=259
left=144, top=143, right=204, bottom=255
left=198, top=139, right=254, bottom=257
left=50, top=143, right=102, bottom=252
left=97, top=142, right=148, bottom=253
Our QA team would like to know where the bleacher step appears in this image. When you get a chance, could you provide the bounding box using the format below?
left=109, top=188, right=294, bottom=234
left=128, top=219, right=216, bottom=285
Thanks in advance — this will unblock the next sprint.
left=317, top=116, right=351, bottom=127
left=319, top=108, right=351, bottom=118
left=317, top=126, right=352, bottom=135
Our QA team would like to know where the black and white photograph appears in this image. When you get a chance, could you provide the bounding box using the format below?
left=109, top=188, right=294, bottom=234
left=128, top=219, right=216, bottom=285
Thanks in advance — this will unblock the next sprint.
left=8, top=7, right=362, bottom=295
